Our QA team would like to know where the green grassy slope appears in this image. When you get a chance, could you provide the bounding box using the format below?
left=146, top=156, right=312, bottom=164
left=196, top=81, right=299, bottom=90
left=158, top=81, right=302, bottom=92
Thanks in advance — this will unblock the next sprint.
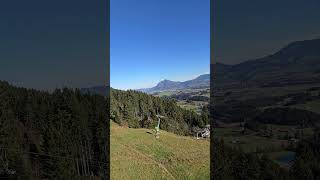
left=110, top=122, right=209, bottom=180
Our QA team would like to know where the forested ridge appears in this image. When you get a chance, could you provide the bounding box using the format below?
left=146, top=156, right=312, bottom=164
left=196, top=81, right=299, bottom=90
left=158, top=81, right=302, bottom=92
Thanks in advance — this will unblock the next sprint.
left=110, top=88, right=209, bottom=135
left=0, top=81, right=109, bottom=179
left=212, top=130, right=320, bottom=180
left=212, top=139, right=290, bottom=180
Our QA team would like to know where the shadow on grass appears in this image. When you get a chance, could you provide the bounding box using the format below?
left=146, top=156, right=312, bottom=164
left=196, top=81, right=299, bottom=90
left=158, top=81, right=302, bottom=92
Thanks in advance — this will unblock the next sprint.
left=146, top=131, right=153, bottom=135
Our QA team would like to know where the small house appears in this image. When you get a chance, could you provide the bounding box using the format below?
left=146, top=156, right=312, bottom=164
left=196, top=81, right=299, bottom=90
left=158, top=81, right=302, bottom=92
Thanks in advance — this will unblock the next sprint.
left=196, top=125, right=210, bottom=139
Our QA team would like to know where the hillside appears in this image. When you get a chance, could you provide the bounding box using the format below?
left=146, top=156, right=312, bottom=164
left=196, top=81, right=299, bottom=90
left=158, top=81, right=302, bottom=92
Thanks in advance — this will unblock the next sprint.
left=0, top=81, right=108, bottom=179
left=213, top=39, right=320, bottom=88
left=110, top=122, right=209, bottom=180
left=137, top=74, right=209, bottom=93
left=110, top=89, right=209, bottom=135
left=212, top=39, right=320, bottom=179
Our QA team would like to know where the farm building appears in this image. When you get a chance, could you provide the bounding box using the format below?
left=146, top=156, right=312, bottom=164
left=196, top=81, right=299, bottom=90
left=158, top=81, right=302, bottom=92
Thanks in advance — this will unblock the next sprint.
left=196, top=125, right=210, bottom=139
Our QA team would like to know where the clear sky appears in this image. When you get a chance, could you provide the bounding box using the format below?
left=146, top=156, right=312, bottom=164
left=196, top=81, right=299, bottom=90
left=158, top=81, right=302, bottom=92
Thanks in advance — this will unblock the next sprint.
left=213, top=0, right=320, bottom=65
left=110, top=0, right=210, bottom=90
left=0, top=0, right=107, bottom=90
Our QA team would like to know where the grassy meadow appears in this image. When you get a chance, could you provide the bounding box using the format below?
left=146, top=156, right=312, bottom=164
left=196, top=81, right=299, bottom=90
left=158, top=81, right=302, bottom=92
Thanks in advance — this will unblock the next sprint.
left=110, top=122, right=210, bottom=180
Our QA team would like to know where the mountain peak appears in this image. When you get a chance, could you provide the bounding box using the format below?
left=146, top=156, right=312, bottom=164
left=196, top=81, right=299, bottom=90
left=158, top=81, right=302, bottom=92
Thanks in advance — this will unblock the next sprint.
left=155, top=79, right=181, bottom=89
left=213, top=38, right=320, bottom=87
left=273, top=38, right=320, bottom=58
left=159, top=79, right=176, bottom=83
left=195, top=74, right=210, bottom=79
left=137, top=74, right=210, bottom=93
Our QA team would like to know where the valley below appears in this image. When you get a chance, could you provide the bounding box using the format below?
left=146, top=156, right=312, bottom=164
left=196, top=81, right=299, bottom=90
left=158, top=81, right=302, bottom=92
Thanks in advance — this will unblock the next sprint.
left=153, top=87, right=210, bottom=114
left=213, top=39, right=320, bottom=171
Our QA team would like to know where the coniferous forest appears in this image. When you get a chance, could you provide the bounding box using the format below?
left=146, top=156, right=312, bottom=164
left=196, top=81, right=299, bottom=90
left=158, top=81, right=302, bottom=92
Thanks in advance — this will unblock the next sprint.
left=110, top=88, right=209, bottom=136
left=212, top=130, right=320, bottom=180
left=0, top=81, right=109, bottom=179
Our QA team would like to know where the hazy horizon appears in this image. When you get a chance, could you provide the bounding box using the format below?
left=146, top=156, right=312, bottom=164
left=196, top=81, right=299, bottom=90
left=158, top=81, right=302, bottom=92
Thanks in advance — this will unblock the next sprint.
left=114, top=71, right=210, bottom=90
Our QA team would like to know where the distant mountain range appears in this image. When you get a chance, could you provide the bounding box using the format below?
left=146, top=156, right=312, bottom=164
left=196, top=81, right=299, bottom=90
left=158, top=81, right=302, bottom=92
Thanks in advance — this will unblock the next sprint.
left=81, top=73, right=210, bottom=95
left=213, top=38, right=320, bottom=88
left=138, top=38, right=320, bottom=92
left=82, top=38, right=320, bottom=94
left=136, top=74, right=210, bottom=93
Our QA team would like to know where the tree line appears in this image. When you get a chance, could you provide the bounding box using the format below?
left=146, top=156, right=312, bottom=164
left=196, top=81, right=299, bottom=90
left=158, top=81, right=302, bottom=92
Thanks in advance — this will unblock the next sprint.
left=110, top=89, right=209, bottom=135
left=212, top=129, right=320, bottom=180
left=0, top=81, right=109, bottom=179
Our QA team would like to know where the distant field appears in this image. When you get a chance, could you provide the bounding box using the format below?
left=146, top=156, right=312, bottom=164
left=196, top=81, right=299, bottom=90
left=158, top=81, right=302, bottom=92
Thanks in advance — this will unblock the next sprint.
left=176, top=100, right=206, bottom=113
left=177, top=101, right=198, bottom=111
left=154, top=91, right=177, bottom=97
left=154, top=88, right=210, bottom=98
left=215, top=83, right=320, bottom=101
left=110, top=122, right=210, bottom=180
left=214, top=124, right=310, bottom=151
left=153, top=88, right=209, bottom=114
left=294, top=99, right=320, bottom=113
left=214, top=127, right=286, bottom=152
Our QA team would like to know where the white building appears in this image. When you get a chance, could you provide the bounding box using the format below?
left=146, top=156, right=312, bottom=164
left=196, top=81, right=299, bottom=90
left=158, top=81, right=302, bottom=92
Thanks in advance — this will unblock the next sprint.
left=196, top=125, right=210, bottom=139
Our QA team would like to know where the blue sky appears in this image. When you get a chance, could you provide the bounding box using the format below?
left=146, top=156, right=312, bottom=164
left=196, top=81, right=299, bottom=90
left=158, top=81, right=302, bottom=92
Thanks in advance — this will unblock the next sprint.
left=0, top=0, right=107, bottom=90
left=214, top=0, right=320, bottom=64
left=110, top=0, right=210, bottom=90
